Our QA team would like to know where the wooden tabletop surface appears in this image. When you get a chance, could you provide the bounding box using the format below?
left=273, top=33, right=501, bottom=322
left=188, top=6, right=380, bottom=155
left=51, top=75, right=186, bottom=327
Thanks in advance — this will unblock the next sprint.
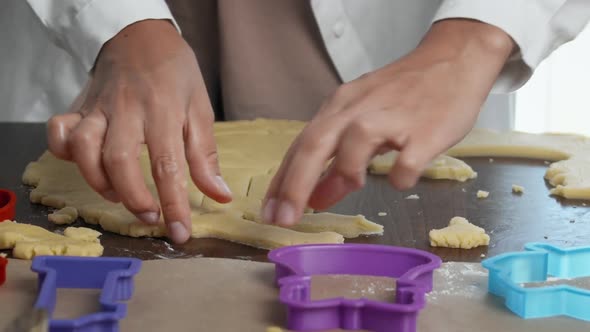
left=1, top=122, right=589, bottom=263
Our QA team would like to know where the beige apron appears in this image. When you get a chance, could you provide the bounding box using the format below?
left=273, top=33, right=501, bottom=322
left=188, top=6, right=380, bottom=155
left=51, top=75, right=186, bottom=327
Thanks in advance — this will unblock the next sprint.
left=166, top=0, right=341, bottom=121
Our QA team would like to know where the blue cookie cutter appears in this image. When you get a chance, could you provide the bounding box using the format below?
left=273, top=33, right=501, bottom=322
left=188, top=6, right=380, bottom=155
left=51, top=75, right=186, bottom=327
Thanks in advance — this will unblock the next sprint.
left=31, top=256, right=142, bottom=332
left=482, top=242, right=590, bottom=321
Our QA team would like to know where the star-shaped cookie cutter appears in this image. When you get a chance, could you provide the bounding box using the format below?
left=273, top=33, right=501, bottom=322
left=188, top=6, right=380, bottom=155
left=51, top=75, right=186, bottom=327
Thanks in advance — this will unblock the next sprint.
left=482, top=242, right=590, bottom=321
left=268, top=244, right=441, bottom=332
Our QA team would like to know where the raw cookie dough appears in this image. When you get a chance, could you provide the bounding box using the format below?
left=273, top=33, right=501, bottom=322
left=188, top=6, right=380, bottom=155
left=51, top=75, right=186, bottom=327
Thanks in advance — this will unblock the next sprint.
left=0, top=221, right=103, bottom=259
left=48, top=206, right=78, bottom=225
left=369, top=128, right=590, bottom=200
left=429, top=217, right=490, bottom=249
left=476, top=190, right=489, bottom=199
left=22, top=119, right=381, bottom=250
left=512, top=184, right=525, bottom=194
left=369, top=152, right=477, bottom=181
left=191, top=211, right=344, bottom=250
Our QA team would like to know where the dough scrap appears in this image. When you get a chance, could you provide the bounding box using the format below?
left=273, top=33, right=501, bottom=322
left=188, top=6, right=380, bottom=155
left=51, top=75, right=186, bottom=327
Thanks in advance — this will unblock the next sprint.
left=405, top=194, right=420, bottom=200
left=476, top=190, right=489, bottom=199
left=22, top=119, right=381, bottom=250
left=281, top=213, right=383, bottom=238
left=370, top=152, right=477, bottom=182
left=429, top=217, right=490, bottom=249
left=0, top=221, right=103, bottom=259
left=369, top=128, right=590, bottom=200
left=512, top=184, right=525, bottom=194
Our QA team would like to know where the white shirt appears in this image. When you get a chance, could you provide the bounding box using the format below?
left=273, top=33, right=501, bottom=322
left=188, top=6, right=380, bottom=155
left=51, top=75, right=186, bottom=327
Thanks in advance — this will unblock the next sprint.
left=1, top=0, right=589, bottom=130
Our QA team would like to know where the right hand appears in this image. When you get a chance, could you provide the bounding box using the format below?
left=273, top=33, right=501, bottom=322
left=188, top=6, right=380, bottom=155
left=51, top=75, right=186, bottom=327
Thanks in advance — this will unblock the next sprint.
left=46, top=19, right=232, bottom=244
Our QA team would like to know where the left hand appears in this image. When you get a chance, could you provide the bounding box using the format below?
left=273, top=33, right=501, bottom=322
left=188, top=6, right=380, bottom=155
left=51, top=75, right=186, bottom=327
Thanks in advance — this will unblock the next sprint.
left=262, top=19, right=515, bottom=226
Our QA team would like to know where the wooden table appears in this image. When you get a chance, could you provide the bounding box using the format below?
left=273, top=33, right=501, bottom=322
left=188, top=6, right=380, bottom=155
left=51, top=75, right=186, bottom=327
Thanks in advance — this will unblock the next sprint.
left=1, top=122, right=589, bottom=262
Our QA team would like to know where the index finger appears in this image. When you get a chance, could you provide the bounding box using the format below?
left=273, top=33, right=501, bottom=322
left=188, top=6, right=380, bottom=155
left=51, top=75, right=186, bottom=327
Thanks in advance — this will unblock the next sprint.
left=146, top=118, right=192, bottom=244
left=263, top=119, right=343, bottom=226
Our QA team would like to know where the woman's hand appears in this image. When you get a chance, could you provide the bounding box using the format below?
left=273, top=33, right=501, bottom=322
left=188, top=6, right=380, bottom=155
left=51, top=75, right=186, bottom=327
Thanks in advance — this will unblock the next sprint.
left=46, top=19, right=232, bottom=243
left=262, top=19, right=515, bottom=226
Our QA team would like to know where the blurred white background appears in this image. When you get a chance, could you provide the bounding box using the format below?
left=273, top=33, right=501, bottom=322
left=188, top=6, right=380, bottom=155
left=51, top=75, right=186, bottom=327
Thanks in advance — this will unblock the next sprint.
left=515, top=23, right=590, bottom=135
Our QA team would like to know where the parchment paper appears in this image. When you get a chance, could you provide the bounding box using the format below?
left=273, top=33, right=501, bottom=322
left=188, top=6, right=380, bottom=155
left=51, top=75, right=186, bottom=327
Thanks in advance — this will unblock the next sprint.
left=1, top=258, right=589, bottom=331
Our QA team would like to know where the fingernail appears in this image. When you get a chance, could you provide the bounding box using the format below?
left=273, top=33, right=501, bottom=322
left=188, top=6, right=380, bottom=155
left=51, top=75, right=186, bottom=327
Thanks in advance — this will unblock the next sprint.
left=261, top=198, right=277, bottom=223
left=215, top=176, right=233, bottom=196
left=168, top=221, right=190, bottom=244
left=275, top=201, right=296, bottom=226
left=137, top=211, right=160, bottom=224
left=103, top=190, right=120, bottom=202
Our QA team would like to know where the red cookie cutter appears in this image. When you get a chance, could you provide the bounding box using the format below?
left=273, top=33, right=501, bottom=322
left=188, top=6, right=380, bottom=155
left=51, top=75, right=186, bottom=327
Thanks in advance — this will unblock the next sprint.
left=0, top=189, right=16, bottom=221
left=0, top=255, right=7, bottom=286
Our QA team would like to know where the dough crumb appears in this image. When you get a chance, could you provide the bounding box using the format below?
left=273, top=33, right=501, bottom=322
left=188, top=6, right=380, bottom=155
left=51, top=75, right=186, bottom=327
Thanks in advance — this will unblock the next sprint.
left=544, top=161, right=550, bottom=165
left=266, top=327, right=284, bottom=332
left=489, top=158, right=494, bottom=163
left=476, top=190, right=489, bottom=199
left=377, top=212, right=387, bottom=216
left=512, top=184, right=525, bottom=194
left=405, top=194, right=420, bottom=200
left=583, top=203, right=587, bottom=206
left=461, top=188, right=466, bottom=193
left=480, top=253, right=486, bottom=258
left=429, top=217, right=490, bottom=249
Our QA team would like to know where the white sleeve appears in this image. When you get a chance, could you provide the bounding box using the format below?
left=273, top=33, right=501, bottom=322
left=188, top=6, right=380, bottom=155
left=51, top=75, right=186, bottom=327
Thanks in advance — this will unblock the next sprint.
left=26, top=0, right=180, bottom=72
left=433, top=0, right=590, bottom=92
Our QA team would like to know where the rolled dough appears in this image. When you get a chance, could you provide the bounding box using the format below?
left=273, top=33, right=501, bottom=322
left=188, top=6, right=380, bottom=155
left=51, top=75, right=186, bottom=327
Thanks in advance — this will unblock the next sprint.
left=20, top=119, right=382, bottom=252
left=371, top=129, right=590, bottom=200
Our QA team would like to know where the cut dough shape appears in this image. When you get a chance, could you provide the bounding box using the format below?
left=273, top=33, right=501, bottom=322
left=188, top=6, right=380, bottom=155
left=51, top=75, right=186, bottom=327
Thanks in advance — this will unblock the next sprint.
left=369, top=128, right=590, bottom=200
left=429, top=217, right=490, bottom=249
left=370, top=152, right=477, bottom=182
left=0, top=221, right=103, bottom=259
left=48, top=206, right=78, bottom=225
left=476, top=190, right=489, bottom=199
left=22, top=119, right=381, bottom=251
left=512, top=184, right=525, bottom=194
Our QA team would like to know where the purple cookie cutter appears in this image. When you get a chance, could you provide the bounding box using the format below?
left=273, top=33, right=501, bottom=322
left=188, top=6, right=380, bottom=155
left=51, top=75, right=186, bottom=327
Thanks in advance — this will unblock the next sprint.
left=268, top=244, right=441, bottom=332
left=31, top=256, right=142, bottom=332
